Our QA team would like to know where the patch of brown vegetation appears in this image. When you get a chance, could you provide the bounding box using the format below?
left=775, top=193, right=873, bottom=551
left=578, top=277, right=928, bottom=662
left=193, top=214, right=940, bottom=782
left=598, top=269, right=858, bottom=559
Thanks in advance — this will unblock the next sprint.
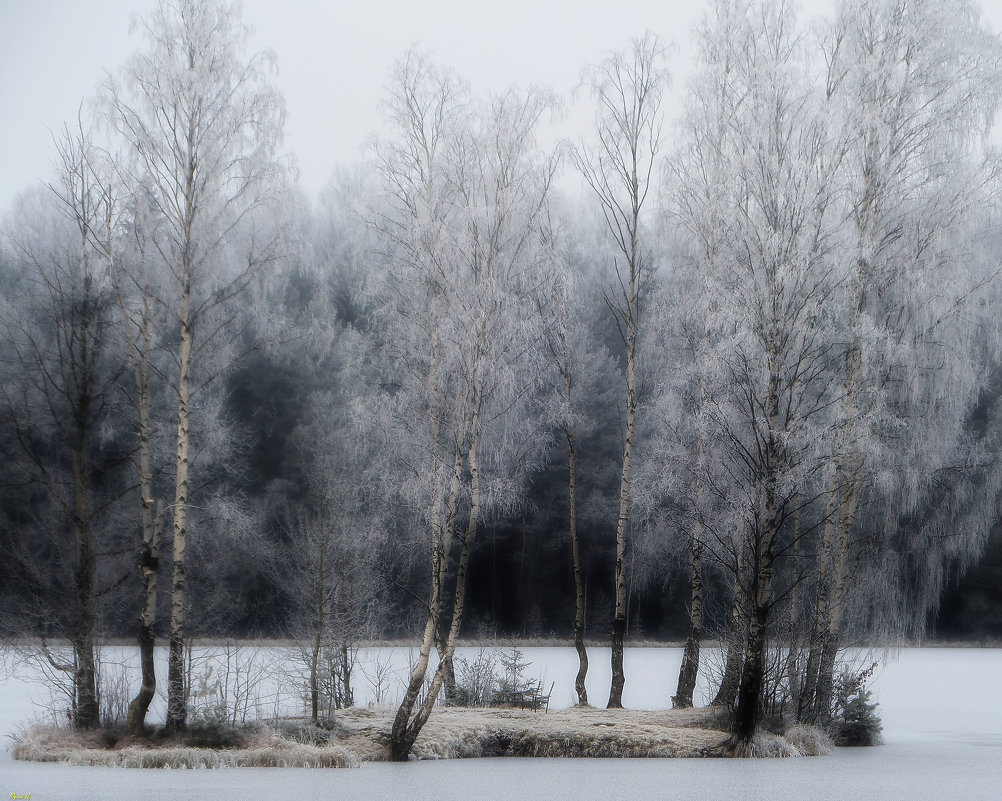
left=336, top=705, right=733, bottom=760
left=12, top=722, right=358, bottom=768
left=13, top=706, right=830, bottom=766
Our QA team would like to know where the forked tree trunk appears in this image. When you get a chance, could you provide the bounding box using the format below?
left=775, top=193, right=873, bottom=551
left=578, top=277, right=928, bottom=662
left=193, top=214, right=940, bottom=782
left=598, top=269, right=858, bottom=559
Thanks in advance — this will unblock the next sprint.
left=390, top=412, right=470, bottom=757
left=436, top=626, right=459, bottom=705
left=673, top=538, right=703, bottom=708
left=166, top=283, right=192, bottom=734
left=391, top=411, right=481, bottom=760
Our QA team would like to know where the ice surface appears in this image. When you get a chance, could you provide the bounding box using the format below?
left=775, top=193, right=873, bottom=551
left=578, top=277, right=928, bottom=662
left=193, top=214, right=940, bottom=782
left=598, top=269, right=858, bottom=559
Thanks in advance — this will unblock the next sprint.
left=2, top=646, right=1000, bottom=801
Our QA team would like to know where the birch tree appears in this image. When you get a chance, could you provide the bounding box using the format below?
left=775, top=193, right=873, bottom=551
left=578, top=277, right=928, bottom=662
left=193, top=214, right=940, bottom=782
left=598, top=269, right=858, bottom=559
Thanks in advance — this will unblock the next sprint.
left=113, top=192, right=171, bottom=735
left=670, top=0, right=845, bottom=747
left=799, top=0, right=1002, bottom=723
left=103, top=0, right=287, bottom=732
left=573, top=33, right=668, bottom=709
left=536, top=215, right=620, bottom=707
left=370, top=53, right=555, bottom=759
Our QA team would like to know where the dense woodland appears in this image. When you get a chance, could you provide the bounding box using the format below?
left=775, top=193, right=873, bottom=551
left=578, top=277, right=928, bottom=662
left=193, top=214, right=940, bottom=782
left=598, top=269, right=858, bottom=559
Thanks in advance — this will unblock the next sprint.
left=2, top=0, right=1002, bottom=756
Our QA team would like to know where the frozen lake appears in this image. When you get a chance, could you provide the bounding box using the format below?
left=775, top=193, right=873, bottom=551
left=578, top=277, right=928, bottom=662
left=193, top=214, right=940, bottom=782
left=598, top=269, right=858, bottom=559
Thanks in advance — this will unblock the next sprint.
left=2, top=645, right=1000, bottom=800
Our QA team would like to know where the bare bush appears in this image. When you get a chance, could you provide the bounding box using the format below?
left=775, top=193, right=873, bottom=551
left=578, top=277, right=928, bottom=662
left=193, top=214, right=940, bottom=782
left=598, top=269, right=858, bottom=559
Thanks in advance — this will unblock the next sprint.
left=783, top=725, right=834, bottom=756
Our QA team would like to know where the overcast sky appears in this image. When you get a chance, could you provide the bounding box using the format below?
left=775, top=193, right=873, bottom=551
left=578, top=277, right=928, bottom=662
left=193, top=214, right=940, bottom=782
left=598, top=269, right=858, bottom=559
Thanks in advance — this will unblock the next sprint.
left=2, top=0, right=1001, bottom=213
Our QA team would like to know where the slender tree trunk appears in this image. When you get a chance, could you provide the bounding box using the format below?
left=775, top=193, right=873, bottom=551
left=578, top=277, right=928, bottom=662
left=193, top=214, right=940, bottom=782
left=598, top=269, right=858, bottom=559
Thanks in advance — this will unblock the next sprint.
left=784, top=500, right=803, bottom=719
left=166, top=283, right=192, bottom=734
left=732, top=492, right=780, bottom=749
left=128, top=348, right=161, bottom=735
left=815, top=462, right=864, bottom=720
left=673, top=538, right=703, bottom=708
left=390, top=429, right=467, bottom=759
left=436, top=625, right=459, bottom=705
left=310, top=537, right=326, bottom=723
left=609, top=318, right=636, bottom=709
left=434, top=441, right=465, bottom=707
left=732, top=349, right=783, bottom=749
left=712, top=570, right=747, bottom=707
left=340, top=643, right=354, bottom=707
left=72, top=352, right=99, bottom=730
left=127, top=499, right=162, bottom=735
left=732, top=565, right=771, bottom=748
left=802, top=338, right=865, bottom=723
left=567, top=424, right=589, bottom=707
left=799, top=463, right=840, bottom=721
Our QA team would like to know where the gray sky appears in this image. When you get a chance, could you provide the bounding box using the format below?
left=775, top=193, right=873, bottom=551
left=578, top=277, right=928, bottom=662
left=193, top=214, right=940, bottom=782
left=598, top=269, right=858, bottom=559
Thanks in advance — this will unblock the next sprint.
left=2, top=0, right=1001, bottom=213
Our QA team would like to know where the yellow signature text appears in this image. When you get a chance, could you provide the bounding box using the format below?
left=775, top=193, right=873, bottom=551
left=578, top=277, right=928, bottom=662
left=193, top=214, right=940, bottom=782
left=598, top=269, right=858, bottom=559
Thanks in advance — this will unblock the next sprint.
left=9, top=794, right=31, bottom=800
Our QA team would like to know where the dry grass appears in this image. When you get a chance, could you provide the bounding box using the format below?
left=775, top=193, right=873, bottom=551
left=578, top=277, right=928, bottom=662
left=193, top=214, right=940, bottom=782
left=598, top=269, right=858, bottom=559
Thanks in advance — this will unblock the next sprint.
left=335, top=705, right=733, bottom=760
left=783, top=724, right=835, bottom=756
left=12, top=707, right=831, bottom=766
left=12, top=722, right=358, bottom=768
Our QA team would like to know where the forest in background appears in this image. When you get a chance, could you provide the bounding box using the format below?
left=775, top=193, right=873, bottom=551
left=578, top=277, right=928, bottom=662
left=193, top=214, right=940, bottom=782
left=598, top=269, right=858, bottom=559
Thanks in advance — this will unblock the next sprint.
left=1, top=0, right=1001, bottom=755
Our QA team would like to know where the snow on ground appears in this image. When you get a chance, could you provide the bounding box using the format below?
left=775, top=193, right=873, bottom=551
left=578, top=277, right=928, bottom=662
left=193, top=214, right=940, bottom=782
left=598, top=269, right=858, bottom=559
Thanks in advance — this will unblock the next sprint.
left=2, top=645, right=1001, bottom=801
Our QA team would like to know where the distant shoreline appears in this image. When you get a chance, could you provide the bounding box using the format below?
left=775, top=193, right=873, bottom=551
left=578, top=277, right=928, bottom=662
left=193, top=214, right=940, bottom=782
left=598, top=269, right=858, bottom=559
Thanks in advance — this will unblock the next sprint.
left=2, top=636, right=998, bottom=649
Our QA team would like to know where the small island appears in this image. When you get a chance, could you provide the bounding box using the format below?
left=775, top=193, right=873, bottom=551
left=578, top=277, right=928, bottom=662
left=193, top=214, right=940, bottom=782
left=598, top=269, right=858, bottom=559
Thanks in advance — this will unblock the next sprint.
left=13, top=704, right=842, bottom=768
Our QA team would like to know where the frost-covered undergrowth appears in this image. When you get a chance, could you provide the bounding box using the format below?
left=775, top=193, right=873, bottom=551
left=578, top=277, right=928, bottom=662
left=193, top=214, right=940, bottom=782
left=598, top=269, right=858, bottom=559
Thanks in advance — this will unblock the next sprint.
left=12, top=722, right=359, bottom=768
left=12, top=707, right=832, bottom=766
left=729, top=725, right=834, bottom=758
left=336, top=706, right=831, bottom=761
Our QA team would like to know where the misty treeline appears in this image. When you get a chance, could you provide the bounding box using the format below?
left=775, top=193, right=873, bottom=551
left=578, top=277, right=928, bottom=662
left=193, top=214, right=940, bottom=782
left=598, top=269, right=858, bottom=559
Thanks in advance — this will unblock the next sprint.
left=1, top=0, right=1001, bottom=756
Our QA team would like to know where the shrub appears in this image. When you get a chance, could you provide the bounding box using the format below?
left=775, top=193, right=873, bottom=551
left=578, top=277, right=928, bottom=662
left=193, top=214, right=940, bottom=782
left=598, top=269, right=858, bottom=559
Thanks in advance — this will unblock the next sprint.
left=783, top=724, right=834, bottom=756
left=492, top=648, right=549, bottom=711
left=451, top=647, right=550, bottom=710
left=452, top=649, right=498, bottom=707
left=830, top=688, right=882, bottom=746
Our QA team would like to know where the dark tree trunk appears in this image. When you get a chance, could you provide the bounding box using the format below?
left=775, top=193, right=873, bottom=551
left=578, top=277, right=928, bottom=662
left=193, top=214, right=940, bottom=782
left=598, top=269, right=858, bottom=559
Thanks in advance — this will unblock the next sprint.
left=732, top=450, right=780, bottom=751
left=567, top=426, right=589, bottom=706
left=732, top=599, right=769, bottom=747
left=711, top=584, right=746, bottom=707
left=72, top=387, right=99, bottom=730
left=608, top=616, right=626, bottom=708
left=127, top=624, right=157, bottom=735
left=128, top=497, right=161, bottom=735
left=72, top=634, right=100, bottom=730
left=814, top=635, right=840, bottom=722
left=673, top=538, right=703, bottom=708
